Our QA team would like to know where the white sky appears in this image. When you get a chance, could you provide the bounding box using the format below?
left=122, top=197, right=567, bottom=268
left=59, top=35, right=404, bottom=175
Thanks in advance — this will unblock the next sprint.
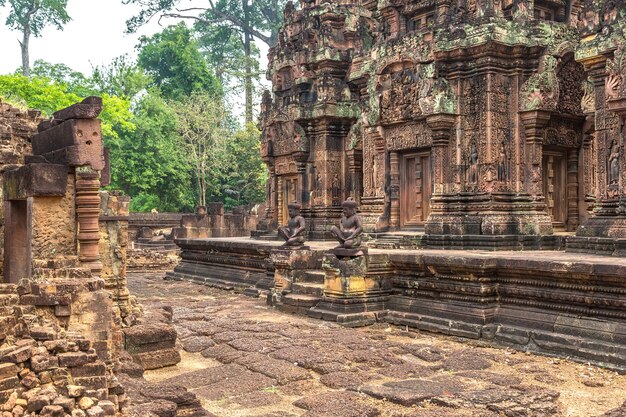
left=0, top=1, right=165, bottom=75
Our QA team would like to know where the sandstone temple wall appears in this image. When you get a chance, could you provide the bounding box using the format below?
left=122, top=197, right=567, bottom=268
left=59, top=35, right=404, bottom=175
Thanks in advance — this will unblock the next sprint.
left=258, top=0, right=626, bottom=256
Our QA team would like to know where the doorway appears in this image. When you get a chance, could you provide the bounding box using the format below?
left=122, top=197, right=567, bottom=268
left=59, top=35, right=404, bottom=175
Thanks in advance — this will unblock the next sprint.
left=400, top=151, right=432, bottom=228
left=3, top=199, right=32, bottom=283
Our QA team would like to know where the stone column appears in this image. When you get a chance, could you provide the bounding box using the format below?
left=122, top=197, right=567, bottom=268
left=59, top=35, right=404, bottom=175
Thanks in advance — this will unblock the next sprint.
left=426, top=114, right=456, bottom=194
left=519, top=110, right=551, bottom=198
left=268, top=164, right=277, bottom=229
left=389, top=151, right=400, bottom=229
left=76, top=168, right=102, bottom=273
left=346, top=149, right=362, bottom=204
left=567, top=148, right=579, bottom=231
left=294, top=152, right=308, bottom=206
left=581, top=116, right=596, bottom=218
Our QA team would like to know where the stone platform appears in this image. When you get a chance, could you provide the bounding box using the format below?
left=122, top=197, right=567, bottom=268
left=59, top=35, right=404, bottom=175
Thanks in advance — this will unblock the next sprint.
left=167, top=237, right=626, bottom=370
left=165, top=238, right=281, bottom=294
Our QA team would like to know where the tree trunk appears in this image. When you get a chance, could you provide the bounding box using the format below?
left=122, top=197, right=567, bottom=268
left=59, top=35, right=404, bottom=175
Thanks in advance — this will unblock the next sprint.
left=20, top=24, right=31, bottom=77
left=242, top=0, right=254, bottom=123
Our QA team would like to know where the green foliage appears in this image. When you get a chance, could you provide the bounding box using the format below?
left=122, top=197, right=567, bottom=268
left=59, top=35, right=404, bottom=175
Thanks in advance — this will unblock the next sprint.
left=170, top=92, right=229, bottom=207
left=30, top=60, right=94, bottom=96
left=91, top=54, right=152, bottom=99
left=0, top=73, right=80, bottom=114
left=1, top=0, right=70, bottom=36
left=123, top=0, right=288, bottom=47
left=223, top=123, right=266, bottom=209
left=0, top=73, right=134, bottom=147
left=137, top=23, right=222, bottom=100
left=110, top=91, right=194, bottom=212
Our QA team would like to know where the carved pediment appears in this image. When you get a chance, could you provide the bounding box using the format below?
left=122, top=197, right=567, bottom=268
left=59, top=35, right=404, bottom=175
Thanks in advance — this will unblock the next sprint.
left=262, top=121, right=309, bottom=158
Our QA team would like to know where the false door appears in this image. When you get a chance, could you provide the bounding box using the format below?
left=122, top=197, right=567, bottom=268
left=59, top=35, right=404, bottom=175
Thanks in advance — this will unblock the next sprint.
left=542, top=150, right=567, bottom=228
left=400, top=152, right=432, bottom=227
left=280, top=176, right=298, bottom=225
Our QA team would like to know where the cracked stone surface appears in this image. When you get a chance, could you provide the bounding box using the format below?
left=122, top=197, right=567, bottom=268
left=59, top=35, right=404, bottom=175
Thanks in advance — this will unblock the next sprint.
left=128, top=273, right=626, bottom=417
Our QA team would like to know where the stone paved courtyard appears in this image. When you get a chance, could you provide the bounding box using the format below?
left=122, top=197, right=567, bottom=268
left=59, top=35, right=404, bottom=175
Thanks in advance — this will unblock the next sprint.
left=127, top=272, right=626, bottom=417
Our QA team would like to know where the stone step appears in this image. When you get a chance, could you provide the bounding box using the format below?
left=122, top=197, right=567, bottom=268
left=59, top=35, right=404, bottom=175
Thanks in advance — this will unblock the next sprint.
left=0, top=294, right=19, bottom=307
left=292, top=282, right=324, bottom=297
left=32, top=257, right=81, bottom=269
left=282, top=293, right=321, bottom=309
left=302, top=270, right=325, bottom=284
left=0, top=285, right=17, bottom=295
left=32, top=267, right=93, bottom=279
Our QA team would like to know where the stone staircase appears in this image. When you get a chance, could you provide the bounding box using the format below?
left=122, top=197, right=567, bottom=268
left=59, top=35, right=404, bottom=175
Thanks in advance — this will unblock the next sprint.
left=367, top=232, right=425, bottom=249
left=279, top=270, right=325, bottom=314
left=0, top=284, right=20, bottom=342
left=31, top=257, right=93, bottom=279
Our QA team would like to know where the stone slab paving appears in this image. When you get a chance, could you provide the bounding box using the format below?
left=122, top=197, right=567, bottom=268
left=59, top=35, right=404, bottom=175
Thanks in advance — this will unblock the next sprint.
left=127, top=272, right=626, bottom=417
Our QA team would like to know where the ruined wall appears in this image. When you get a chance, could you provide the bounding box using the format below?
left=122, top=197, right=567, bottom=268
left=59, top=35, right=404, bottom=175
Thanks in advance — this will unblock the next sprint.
left=0, top=101, right=39, bottom=275
left=130, top=204, right=259, bottom=244
left=31, top=175, right=77, bottom=260
left=128, top=212, right=182, bottom=243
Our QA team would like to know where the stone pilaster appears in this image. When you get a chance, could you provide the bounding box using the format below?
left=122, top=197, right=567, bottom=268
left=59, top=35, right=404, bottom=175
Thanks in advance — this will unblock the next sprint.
left=76, top=169, right=102, bottom=273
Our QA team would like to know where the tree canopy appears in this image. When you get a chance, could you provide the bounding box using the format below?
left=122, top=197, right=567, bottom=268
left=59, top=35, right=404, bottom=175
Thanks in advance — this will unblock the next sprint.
left=0, top=0, right=71, bottom=75
left=124, top=0, right=288, bottom=122
left=137, top=23, right=222, bottom=100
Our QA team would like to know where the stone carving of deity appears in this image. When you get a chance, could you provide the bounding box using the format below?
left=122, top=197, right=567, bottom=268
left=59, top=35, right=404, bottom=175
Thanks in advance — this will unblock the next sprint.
left=609, top=140, right=620, bottom=185
left=469, top=142, right=479, bottom=183
left=497, top=141, right=508, bottom=181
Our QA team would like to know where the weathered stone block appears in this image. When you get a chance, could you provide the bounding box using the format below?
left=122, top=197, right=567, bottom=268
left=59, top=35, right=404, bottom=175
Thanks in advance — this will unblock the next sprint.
left=52, top=396, right=75, bottom=413
left=52, top=96, right=103, bottom=122
left=32, top=118, right=99, bottom=155
left=27, top=395, right=51, bottom=412
left=123, top=323, right=176, bottom=353
left=97, top=400, right=115, bottom=416
left=30, top=355, right=59, bottom=373
left=70, top=362, right=106, bottom=378
left=3, top=164, right=67, bottom=200
left=39, top=404, right=65, bottom=417
left=58, top=352, right=89, bottom=367
left=67, top=385, right=86, bottom=398
left=1, top=345, right=32, bottom=363
left=133, top=348, right=181, bottom=370
left=0, top=376, right=18, bottom=391
left=73, top=376, right=108, bottom=390
left=29, top=326, right=57, bottom=341
left=0, top=363, right=18, bottom=379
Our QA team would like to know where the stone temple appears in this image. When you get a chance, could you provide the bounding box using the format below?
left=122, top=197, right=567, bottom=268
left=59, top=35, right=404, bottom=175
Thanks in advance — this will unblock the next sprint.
left=1, top=0, right=626, bottom=415
left=169, top=0, right=626, bottom=373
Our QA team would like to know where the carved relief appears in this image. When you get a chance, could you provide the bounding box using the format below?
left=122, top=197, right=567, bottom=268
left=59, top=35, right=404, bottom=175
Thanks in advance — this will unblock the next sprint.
left=606, top=43, right=626, bottom=101
left=556, top=56, right=586, bottom=116
left=264, top=121, right=309, bottom=157
left=520, top=56, right=559, bottom=112
left=378, top=66, right=422, bottom=124
left=581, top=78, right=596, bottom=114
left=385, top=123, right=432, bottom=151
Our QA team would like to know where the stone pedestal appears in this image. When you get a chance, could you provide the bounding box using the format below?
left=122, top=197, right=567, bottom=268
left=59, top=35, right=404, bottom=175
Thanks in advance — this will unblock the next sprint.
left=267, top=246, right=323, bottom=313
left=308, top=250, right=391, bottom=327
